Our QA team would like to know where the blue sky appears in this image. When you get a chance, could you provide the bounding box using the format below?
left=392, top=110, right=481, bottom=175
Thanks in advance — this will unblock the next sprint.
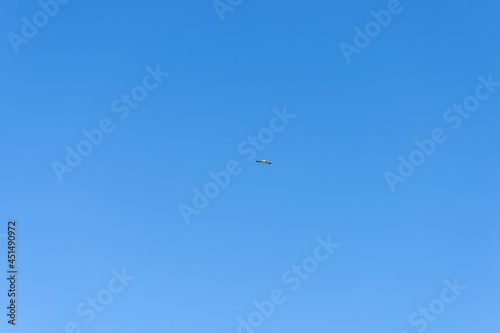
left=1, top=0, right=499, bottom=332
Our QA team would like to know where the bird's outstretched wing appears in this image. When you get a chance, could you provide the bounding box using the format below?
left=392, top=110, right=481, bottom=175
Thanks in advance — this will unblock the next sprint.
left=265, top=161, right=272, bottom=164
left=256, top=160, right=263, bottom=163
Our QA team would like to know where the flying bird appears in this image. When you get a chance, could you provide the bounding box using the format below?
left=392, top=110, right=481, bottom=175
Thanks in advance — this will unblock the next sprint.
left=256, top=160, right=272, bottom=165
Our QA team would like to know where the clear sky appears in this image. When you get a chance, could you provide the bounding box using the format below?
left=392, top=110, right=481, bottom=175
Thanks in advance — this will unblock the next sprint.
left=1, top=0, right=499, bottom=332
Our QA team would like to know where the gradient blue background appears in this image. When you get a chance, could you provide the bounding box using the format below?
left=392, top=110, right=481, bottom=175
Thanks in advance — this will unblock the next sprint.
left=1, top=0, right=499, bottom=332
